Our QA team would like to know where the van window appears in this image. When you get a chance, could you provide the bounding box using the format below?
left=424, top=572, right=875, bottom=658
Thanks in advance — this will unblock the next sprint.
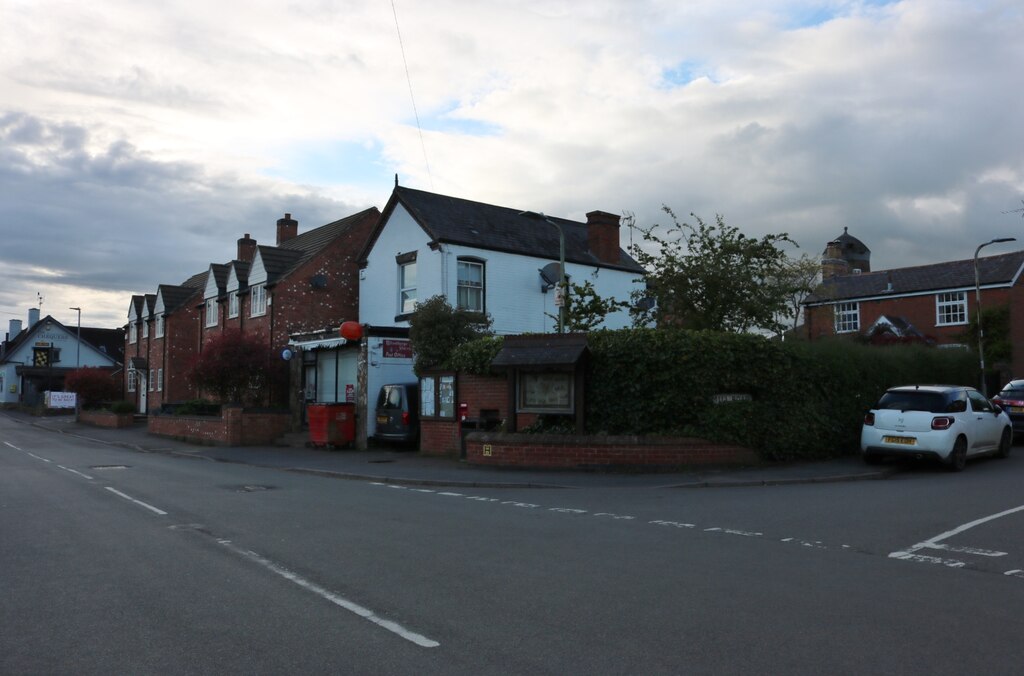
left=378, top=386, right=404, bottom=410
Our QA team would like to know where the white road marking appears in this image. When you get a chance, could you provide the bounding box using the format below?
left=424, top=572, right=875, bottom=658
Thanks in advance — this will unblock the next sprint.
left=27, top=452, right=52, bottom=463
left=593, top=512, right=636, bottom=520
left=890, top=552, right=966, bottom=568
left=57, top=465, right=93, bottom=480
left=925, top=543, right=1007, bottom=557
left=549, top=508, right=588, bottom=514
left=650, top=520, right=695, bottom=529
left=501, top=501, right=539, bottom=508
left=438, top=492, right=464, bottom=497
left=104, top=487, right=168, bottom=515
left=890, top=504, right=1024, bottom=563
left=705, top=527, right=762, bottom=537
left=1005, top=570, right=1024, bottom=578
left=4, top=441, right=21, bottom=450
left=216, top=538, right=439, bottom=648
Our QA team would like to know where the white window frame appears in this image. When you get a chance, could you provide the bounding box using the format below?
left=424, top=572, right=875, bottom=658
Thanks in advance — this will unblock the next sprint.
left=935, top=291, right=968, bottom=326
left=400, top=261, right=417, bottom=314
left=205, top=298, right=218, bottom=327
left=155, top=314, right=164, bottom=338
left=251, top=284, right=267, bottom=317
left=129, top=323, right=137, bottom=344
left=228, top=291, right=239, bottom=318
left=834, top=301, right=860, bottom=333
left=157, top=368, right=164, bottom=392
left=457, top=259, right=484, bottom=312
left=128, top=370, right=137, bottom=392
left=148, top=369, right=155, bottom=391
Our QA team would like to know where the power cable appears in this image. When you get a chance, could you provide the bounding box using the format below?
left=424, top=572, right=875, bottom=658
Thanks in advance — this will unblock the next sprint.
left=391, top=0, right=434, bottom=189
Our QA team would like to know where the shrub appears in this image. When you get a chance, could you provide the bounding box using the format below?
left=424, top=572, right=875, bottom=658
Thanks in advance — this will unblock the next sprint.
left=409, top=295, right=492, bottom=375
left=64, top=367, right=121, bottom=408
left=187, top=330, right=282, bottom=405
left=110, top=400, right=136, bottom=414
left=449, top=336, right=504, bottom=375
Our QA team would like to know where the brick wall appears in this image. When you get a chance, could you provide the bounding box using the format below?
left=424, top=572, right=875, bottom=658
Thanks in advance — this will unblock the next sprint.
left=77, top=409, right=135, bottom=429
left=148, top=407, right=291, bottom=446
left=464, top=433, right=758, bottom=470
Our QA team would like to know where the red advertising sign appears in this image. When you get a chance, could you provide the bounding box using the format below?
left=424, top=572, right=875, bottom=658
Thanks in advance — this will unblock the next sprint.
left=382, top=339, right=413, bottom=359
left=345, top=384, right=355, bottom=403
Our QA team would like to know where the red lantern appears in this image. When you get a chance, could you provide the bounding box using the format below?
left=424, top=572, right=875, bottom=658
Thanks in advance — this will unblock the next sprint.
left=339, top=321, right=363, bottom=340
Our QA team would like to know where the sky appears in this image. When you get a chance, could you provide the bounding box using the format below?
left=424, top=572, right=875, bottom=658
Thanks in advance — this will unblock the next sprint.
left=1, top=0, right=1022, bottom=331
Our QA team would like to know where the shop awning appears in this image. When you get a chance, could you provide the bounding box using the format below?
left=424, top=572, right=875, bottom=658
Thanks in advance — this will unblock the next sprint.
left=288, top=336, right=348, bottom=351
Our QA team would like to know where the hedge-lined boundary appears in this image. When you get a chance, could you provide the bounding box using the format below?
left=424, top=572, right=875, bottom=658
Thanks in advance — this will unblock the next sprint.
left=450, top=329, right=977, bottom=460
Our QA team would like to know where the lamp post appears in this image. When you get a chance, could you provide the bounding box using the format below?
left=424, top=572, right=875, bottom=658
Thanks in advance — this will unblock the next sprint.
left=519, top=211, right=566, bottom=333
left=69, top=307, right=81, bottom=368
left=974, top=238, right=1016, bottom=396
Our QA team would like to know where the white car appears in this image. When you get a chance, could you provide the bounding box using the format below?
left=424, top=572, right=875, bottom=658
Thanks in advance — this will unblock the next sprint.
left=860, top=385, right=1012, bottom=471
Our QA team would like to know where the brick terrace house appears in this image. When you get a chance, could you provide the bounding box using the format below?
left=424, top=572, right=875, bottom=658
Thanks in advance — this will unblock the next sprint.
left=802, top=229, right=1024, bottom=380
left=125, top=208, right=380, bottom=421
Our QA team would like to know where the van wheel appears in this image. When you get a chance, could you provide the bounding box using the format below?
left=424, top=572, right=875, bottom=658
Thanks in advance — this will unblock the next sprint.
left=996, top=428, right=1012, bottom=459
left=948, top=437, right=968, bottom=472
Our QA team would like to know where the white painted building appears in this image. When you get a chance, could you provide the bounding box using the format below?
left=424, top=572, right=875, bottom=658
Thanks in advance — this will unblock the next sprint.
left=0, top=309, right=124, bottom=407
left=356, top=185, right=646, bottom=438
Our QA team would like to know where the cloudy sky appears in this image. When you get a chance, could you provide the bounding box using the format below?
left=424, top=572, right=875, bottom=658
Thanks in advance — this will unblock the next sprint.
left=1, top=0, right=1022, bottom=331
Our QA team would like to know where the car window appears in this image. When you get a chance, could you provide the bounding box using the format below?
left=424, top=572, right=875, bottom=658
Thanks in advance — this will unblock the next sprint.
left=876, top=391, right=949, bottom=413
left=968, top=391, right=993, bottom=413
left=377, top=386, right=404, bottom=410
left=997, top=387, right=1024, bottom=399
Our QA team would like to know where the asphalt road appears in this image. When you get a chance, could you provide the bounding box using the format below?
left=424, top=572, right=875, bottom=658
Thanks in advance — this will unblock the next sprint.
left=3, top=416, right=1023, bottom=674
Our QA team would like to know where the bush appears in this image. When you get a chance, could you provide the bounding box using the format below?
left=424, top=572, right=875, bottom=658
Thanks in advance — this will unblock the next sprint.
left=65, top=367, right=121, bottom=407
left=173, top=399, right=221, bottom=416
left=584, top=329, right=976, bottom=461
left=110, top=401, right=136, bottom=414
left=409, top=296, right=493, bottom=375
left=449, top=336, right=504, bottom=375
left=188, top=330, right=283, bottom=405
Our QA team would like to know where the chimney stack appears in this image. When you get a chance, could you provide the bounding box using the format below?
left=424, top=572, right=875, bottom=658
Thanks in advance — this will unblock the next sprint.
left=586, top=211, right=621, bottom=264
left=8, top=319, right=22, bottom=341
left=237, top=233, right=257, bottom=262
left=821, top=240, right=849, bottom=279
left=276, top=213, right=298, bottom=245
left=28, top=308, right=40, bottom=328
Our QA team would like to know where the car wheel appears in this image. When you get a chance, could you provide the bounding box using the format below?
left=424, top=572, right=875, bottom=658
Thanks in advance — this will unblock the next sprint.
left=947, top=436, right=968, bottom=472
left=996, top=428, right=1012, bottom=459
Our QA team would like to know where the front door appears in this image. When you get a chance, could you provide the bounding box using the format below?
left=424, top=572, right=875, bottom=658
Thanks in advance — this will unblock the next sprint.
left=138, top=372, right=148, bottom=413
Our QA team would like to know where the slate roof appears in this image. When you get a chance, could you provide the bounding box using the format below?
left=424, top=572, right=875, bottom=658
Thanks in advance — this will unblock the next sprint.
left=230, top=260, right=250, bottom=289
left=1, top=315, right=123, bottom=366
left=260, top=207, right=380, bottom=285
left=363, top=186, right=644, bottom=273
left=208, top=263, right=230, bottom=294
left=804, top=251, right=1024, bottom=304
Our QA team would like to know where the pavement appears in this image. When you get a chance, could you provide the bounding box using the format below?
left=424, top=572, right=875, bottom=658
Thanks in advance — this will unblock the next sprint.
left=3, top=410, right=900, bottom=489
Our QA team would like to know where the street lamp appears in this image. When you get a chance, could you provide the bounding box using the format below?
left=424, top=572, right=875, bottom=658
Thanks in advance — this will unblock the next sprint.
left=69, top=307, right=81, bottom=368
left=519, top=210, right=566, bottom=333
left=974, top=237, right=1016, bottom=395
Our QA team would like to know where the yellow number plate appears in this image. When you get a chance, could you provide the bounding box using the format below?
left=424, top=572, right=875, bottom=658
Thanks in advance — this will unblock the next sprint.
left=883, top=435, right=916, bottom=446
left=376, top=415, right=388, bottom=424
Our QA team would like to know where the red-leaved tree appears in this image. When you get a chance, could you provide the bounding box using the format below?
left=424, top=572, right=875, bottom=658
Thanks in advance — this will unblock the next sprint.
left=188, top=330, right=283, bottom=405
left=65, top=367, right=121, bottom=408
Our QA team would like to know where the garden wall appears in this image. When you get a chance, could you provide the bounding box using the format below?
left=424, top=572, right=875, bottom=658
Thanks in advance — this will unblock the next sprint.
left=464, top=432, right=758, bottom=470
left=148, top=407, right=291, bottom=446
left=77, top=409, right=135, bottom=429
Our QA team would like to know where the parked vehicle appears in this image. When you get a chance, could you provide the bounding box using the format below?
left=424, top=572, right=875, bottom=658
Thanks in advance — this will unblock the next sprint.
left=860, top=385, right=1012, bottom=471
left=373, top=383, right=419, bottom=445
left=991, top=379, right=1024, bottom=441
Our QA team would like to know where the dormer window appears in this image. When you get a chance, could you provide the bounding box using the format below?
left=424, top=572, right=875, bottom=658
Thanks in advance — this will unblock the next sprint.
left=251, top=284, right=267, bottom=317
left=228, top=291, right=239, bottom=318
left=205, top=298, right=218, bottom=327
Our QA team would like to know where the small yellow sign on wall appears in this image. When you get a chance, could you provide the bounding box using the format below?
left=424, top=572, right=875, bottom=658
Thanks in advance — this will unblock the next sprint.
left=482, top=444, right=493, bottom=457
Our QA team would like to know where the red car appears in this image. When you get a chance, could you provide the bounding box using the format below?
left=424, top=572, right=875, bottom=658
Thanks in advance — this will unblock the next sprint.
left=992, top=379, right=1024, bottom=441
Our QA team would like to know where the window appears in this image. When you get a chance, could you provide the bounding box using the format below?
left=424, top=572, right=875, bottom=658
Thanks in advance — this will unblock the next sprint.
left=205, top=298, right=218, bottom=327
left=155, top=314, right=164, bottom=338
left=936, top=291, right=967, bottom=326
left=149, top=369, right=155, bottom=391
left=157, top=368, right=163, bottom=392
left=129, top=323, right=137, bottom=344
left=228, top=291, right=239, bottom=318
left=834, top=302, right=860, bottom=333
left=457, top=259, right=484, bottom=312
left=142, top=322, right=148, bottom=338
left=517, top=371, right=573, bottom=414
left=251, top=284, right=267, bottom=317
left=128, top=370, right=136, bottom=392
left=420, top=374, right=456, bottom=419
left=400, top=261, right=417, bottom=314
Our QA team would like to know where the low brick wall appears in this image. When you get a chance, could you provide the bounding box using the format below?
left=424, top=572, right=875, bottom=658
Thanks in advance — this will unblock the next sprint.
left=77, top=409, right=135, bottom=429
left=464, top=432, right=759, bottom=470
left=148, top=407, right=291, bottom=446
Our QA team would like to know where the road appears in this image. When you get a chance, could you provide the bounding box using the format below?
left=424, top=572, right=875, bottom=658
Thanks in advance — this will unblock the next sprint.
left=3, top=415, right=1023, bottom=674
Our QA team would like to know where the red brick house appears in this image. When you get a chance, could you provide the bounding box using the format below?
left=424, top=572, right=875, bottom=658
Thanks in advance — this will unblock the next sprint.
left=802, top=229, right=1024, bottom=381
left=125, top=208, right=380, bottom=419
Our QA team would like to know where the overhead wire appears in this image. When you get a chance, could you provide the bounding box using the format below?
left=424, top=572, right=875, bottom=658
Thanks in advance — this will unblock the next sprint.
left=391, top=0, right=434, bottom=189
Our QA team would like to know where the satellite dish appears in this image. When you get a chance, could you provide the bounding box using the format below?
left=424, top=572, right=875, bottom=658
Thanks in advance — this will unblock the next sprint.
left=539, top=263, right=561, bottom=292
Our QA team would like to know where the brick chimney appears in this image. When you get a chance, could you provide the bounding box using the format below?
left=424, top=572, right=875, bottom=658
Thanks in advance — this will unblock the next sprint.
left=586, top=211, right=621, bottom=264
left=237, top=233, right=257, bottom=262
left=821, top=239, right=849, bottom=279
left=276, top=213, right=298, bottom=245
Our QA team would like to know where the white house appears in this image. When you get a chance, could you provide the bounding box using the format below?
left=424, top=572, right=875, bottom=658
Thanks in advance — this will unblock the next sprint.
left=0, top=309, right=124, bottom=407
left=356, top=184, right=647, bottom=437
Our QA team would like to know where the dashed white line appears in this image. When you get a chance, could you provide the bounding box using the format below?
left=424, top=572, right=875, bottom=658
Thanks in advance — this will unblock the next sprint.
left=215, top=538, right=439, bottom=648
left=925, top=543, right=1007, bottom=557
left=104, top=487, right=168, bottom=515
left=28, top=452, right=52, bottom=463
left=57, top=465, right=94, bottom=480
left=1006, top=570, right=1024, bottom=578
left=4, top=441, right=22, bottom=450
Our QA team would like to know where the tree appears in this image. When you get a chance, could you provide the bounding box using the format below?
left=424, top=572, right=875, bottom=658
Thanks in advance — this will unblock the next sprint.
left=548, top=280, right=629, bottom=332
left=774, top=253, right=822, bottom=335
left=408, top=295, right=493, bottom=375
left=65, top=367, right=121, bottom=408
left=628, top=207, right=796, bottom=334
left=960, top=304, right=1012, bottom=364
left=188, top=330, right=280, bottom=404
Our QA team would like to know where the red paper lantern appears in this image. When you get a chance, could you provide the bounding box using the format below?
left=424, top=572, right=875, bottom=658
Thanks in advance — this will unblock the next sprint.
left=339, top=321, right=363, bottom=340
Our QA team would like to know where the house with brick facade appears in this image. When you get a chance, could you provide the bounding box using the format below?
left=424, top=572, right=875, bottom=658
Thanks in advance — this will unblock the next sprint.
left=802, top=229, right=1024, bottom=382
left=354, top=184, right=646, bottom=440
left=125, top=208, right=380, bottom=421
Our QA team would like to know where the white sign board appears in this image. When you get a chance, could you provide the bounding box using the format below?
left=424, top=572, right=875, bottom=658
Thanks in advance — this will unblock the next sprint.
left=46, top=391, right=77, bottom=409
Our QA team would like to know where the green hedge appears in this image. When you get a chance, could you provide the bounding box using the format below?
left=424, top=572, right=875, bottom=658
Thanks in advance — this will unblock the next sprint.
left=584, top=329, right=977, bottom=461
